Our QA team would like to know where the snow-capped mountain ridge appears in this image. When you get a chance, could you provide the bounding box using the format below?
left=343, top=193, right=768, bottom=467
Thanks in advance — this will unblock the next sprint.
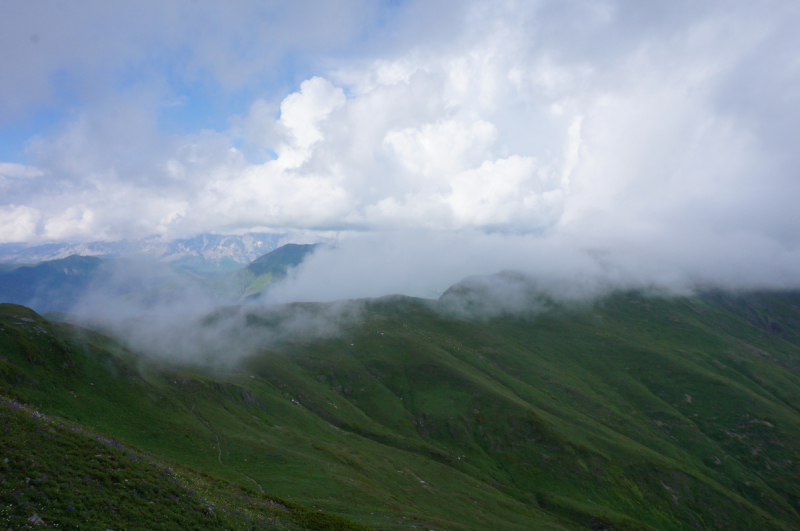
left=0, top=233, right=287, bottom=272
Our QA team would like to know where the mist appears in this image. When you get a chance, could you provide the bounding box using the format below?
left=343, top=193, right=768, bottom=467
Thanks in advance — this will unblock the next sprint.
left=51, top=219, right=800, bottom=366
left=4, top=0, right=800, bottom=363
left=262, top=227, right=800, bottom=307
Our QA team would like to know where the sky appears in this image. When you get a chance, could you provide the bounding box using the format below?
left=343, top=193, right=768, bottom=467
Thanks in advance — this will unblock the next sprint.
left=2, top=0, right=800, bottom=299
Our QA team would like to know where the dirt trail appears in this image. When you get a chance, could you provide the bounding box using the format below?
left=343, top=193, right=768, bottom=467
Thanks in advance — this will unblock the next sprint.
left=190, top=404, right=223, bottom=464
left=189, top=403, right=264, bottom=494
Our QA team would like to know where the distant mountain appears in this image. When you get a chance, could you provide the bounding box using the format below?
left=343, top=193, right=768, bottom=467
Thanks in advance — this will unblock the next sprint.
left=227, top=243, right=319, bottom=299
left=0, top=263, right=26, bottom=274
left=0, top=255, right=106, bottom=313
left=0, top=243, right=320, bottom=313
left=0, top=254, right=206, bottom=313
left=0, top=233, right=287, bottom=273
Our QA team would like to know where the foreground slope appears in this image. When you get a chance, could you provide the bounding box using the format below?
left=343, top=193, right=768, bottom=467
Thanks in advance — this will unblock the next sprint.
left=2, top=287, right=800, bottom=530
left=1, top=397, right=370, bottom=530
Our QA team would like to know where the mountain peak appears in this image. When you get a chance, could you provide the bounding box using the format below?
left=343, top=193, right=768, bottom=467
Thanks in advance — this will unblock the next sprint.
left=247, top=243, right=318, bottom=277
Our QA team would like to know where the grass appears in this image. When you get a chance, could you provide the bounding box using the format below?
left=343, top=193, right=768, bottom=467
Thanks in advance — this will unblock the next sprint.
left=0, top=396, right=370, bottom=530
left=2, top=288, right=800, bottom=530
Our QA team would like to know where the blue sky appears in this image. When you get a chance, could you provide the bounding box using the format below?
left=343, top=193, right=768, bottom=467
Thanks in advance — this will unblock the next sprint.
left=0, top=0, right=409, bottom=162
left=2, top=0, right=800, bottom=296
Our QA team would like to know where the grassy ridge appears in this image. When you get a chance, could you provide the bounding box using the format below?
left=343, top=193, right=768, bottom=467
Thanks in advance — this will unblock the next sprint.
left=0, top=306, right=372, bottom=531
left=2, top=289, right=800, bottom=529
left=1, top=397, right=282, bottom=529
left=0, top=396, right=372, bottom=530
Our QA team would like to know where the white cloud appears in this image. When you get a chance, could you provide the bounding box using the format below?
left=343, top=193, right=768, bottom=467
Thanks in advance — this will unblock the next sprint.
left=42, top=206, right=95, bottom=241
left=447, top=156, right=561, bottom=230
left=0, top=163, right=45, bottom=180
left=0, top=0, right=391, bottom=122
left=0, top=204, right=40, bottom=243
left=279, top=78, right=345, bottom=146
left=3, top=0, right=800, bottom=296
left=384, top=119, right=497, bottom=177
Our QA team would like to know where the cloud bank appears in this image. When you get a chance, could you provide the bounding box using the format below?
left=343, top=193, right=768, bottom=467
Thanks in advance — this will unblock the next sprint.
left=2, top=0, right=800, bottom=298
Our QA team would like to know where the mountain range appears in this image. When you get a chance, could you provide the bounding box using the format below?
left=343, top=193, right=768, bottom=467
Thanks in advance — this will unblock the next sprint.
left=0, top=233, right=291, bottom=273
left=3, top=280, right=800, bottom=530
left=0, top=243, right=319, bottom=314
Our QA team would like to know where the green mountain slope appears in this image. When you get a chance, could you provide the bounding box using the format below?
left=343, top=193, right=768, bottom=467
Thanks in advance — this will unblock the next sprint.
left=3, top=286, right=800, bottom=530
left=221, top=243, right=318, bottom=299
left=0, top=397, right=371, bottom=530
left=0, top=308, right=371, bottom=531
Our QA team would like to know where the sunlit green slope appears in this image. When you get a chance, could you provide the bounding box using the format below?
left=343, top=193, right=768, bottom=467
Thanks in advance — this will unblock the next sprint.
left=3, top=288, right=800, bottom=530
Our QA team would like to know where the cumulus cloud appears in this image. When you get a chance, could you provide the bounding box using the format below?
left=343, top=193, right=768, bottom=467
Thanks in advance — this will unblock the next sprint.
left=277, top=77, right=346, bottom=158
left=0, top=205, right=40, bottom=243
left=2, top=0, right=800, bottom=296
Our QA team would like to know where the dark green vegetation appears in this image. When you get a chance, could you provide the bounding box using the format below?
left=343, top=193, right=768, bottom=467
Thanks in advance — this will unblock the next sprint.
left=0, top=243, right=318, bottom=313
left=1, top=398, right=370, bottom=530
left=3, top=286, right=800, bottom=530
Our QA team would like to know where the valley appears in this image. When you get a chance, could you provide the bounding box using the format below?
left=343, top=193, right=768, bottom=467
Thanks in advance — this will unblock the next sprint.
left=2, top=285, right=800, bottom=529
left=0, top=244, right=318, bottom=313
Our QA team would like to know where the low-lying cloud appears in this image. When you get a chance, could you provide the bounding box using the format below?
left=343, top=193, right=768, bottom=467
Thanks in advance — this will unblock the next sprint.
left=262, top=228, right=800, bottom=308
left=47, top=223, right=800, bottom=366
left=4, top=0, right=800, bottom=347
left=58, top=254, right=363, bottom=365
left=89, top=300, right=365, bottom=366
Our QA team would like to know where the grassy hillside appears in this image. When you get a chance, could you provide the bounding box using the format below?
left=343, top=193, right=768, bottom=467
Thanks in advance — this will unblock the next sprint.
left=0, top=397, right=370, bottom=530
left=3, top=286, right=800, bottom=530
